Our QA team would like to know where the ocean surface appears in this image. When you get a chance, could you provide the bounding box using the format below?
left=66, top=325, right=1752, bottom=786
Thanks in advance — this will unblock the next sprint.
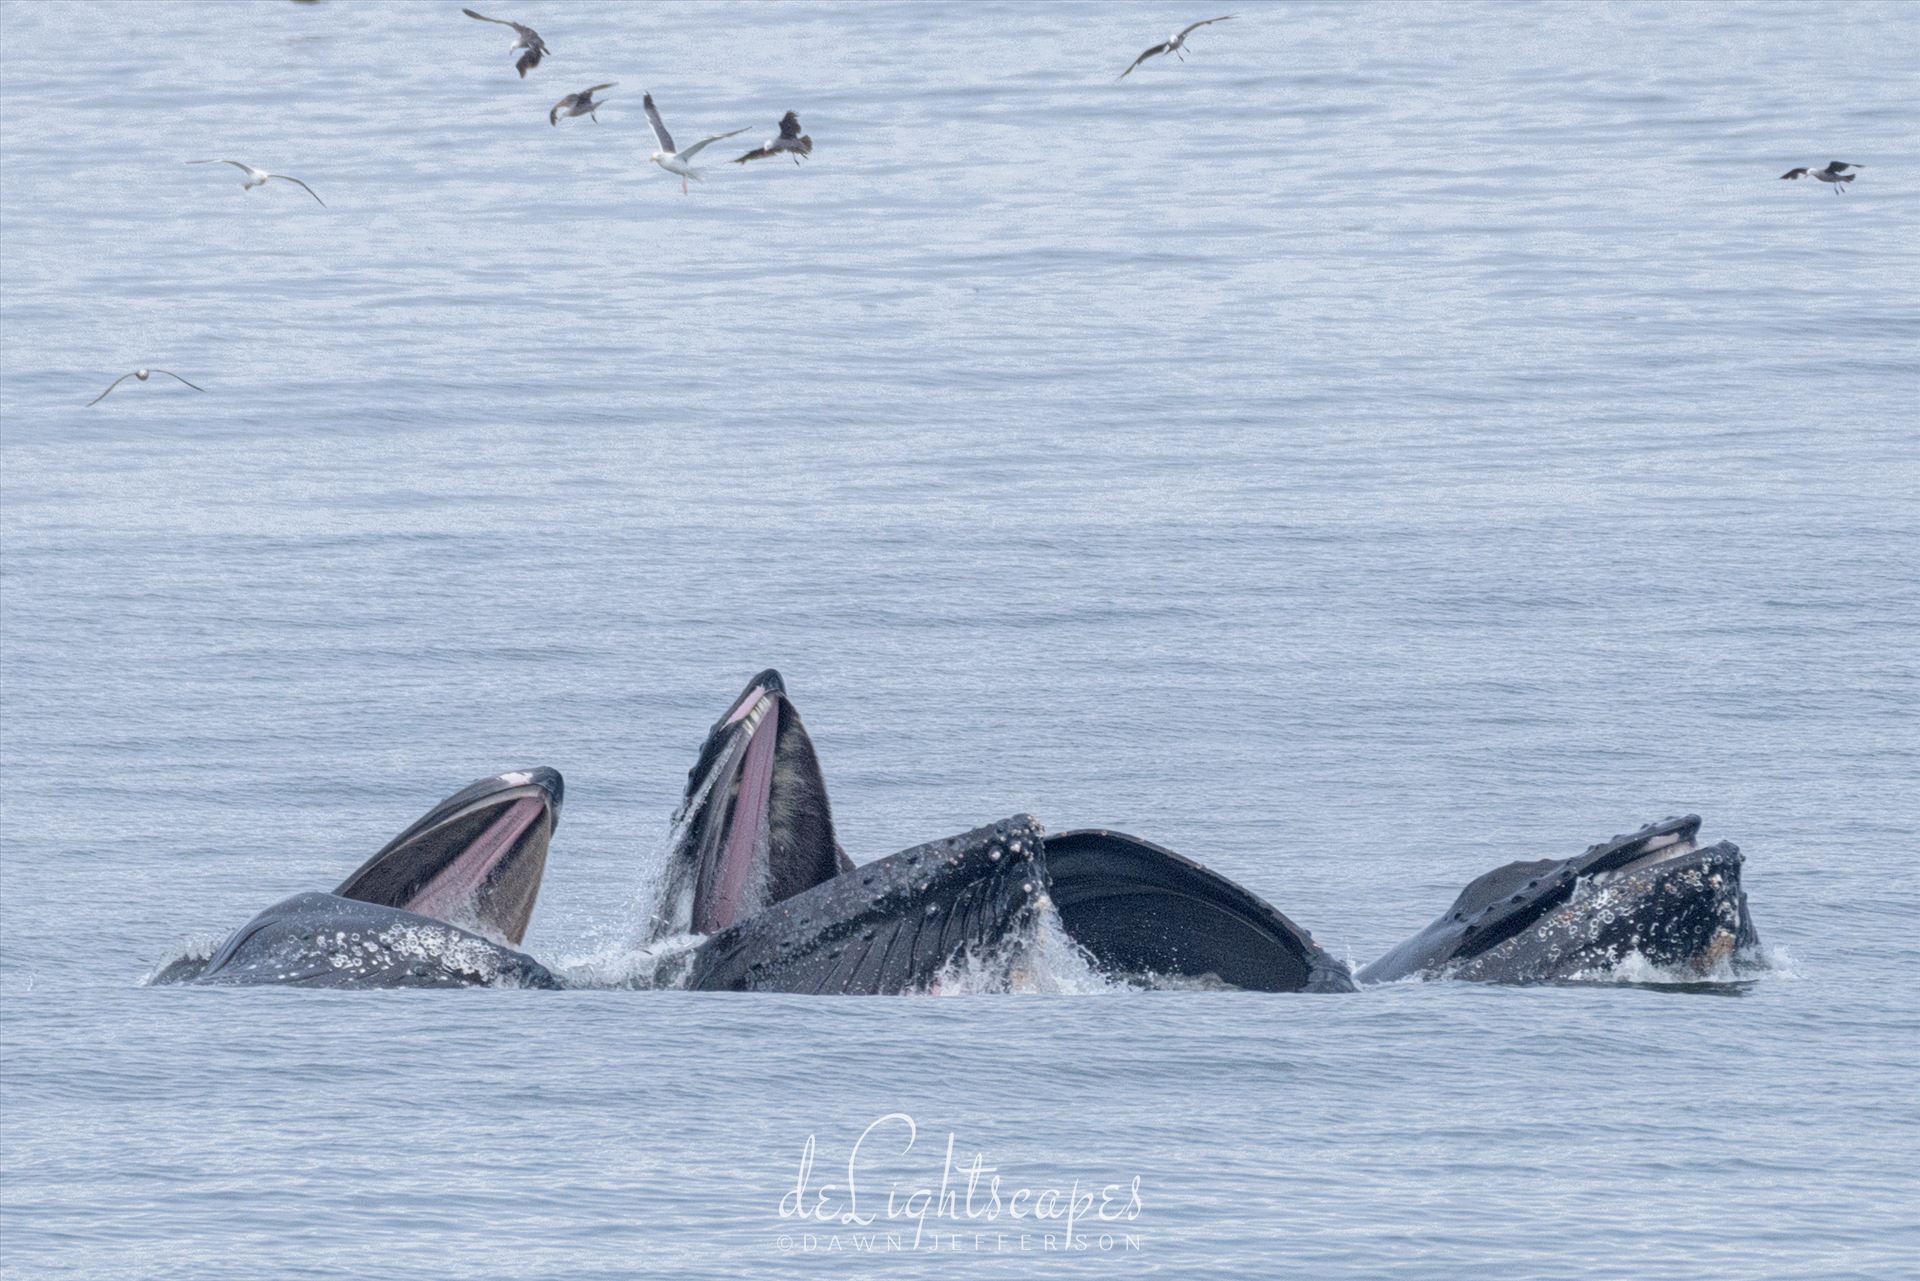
left=2, top=1, right=1917, bottom=1276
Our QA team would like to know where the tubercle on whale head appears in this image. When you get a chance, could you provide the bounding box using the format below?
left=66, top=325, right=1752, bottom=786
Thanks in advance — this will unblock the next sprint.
left=330, top=767, right=562, bottom=946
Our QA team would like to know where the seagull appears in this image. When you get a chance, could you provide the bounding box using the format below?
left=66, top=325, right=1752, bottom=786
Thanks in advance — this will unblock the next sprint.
left=1118, top=15, right=1236, bottom=80
left=551, top=82, right=615, bottom=126
left=87, top=369, right=206, bottom=408
left=462, top=8, right=548, bottom=78
left=643, top=93, right=747, bottom=193
left=1780, top=161, right=1863, bottom=193
left=187, top=160, right=326, bottom=206
left=733, top=111, right=812, bottom=165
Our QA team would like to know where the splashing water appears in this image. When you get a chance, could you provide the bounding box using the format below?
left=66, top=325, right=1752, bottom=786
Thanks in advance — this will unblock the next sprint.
left=1566, top=942, right=1779, bottom=988
left=551, top=931, right=708, bottom=990
left=140, top=933, right=223, bottom=986
left=922, top=898, right=1130, bottom=996
left=627, top=761, right=720, bottom=945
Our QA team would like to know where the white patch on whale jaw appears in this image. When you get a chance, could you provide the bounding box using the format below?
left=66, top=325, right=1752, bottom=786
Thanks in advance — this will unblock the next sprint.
left=1588, top=833, right=1701, bottom=886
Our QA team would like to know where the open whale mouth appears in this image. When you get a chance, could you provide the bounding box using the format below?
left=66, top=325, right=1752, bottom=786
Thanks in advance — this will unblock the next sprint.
left=1578, top=815, right=1709, bottom=883
left=669, top=670, right=846, bottom=937
left=331, top=767, right=562, bottom=945
left=698, top=679, right=784, bottom=932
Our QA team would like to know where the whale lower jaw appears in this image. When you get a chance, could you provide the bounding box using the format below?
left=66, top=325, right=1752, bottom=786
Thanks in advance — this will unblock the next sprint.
left=175, top=893, right=560, bottom=989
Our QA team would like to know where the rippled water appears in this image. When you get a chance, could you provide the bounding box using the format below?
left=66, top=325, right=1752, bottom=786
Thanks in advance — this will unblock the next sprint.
left=3, top=1, right=1917, bottom=1277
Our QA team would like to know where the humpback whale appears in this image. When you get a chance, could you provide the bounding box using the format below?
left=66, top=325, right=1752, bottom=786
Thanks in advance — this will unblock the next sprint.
left=653, top=669, right=851, bottom=938
left=662, top=671, right=1354, bottom=993
left=682, top=817, right=1050, bottom=993
left=1357, top=816, right=1760, bottom=985
left=152, top=769, right=564, bottom=988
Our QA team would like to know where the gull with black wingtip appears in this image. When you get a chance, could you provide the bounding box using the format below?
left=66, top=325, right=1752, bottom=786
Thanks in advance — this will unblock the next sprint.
left=643, top=93, right=747, bottom=194
left=734, top=111, right=812, bottom=165
left=551, top=82, right=616, bottom=126
left=1780, top=161, right=1863, bottom=193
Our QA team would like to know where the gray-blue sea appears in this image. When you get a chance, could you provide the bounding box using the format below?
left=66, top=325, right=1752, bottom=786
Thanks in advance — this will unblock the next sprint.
left=2, top=1, right=1917, bottom=1276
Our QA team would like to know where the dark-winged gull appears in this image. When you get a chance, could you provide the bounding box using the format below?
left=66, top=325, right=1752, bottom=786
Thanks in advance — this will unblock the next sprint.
left=643, top=93, right=747, bottom=193
left=1780, top=161, right=1863, bottom=193
left=1118, top=15, right=1236, bottom=80
left=551, top=83, right=616, bottom=126
left=87, top=369, right=206, bottom=408
left=462, top=8, right=548, bottom=78
left=733, top=111, right=812, bottom=165
left=187, top=160, right=325, bottom=206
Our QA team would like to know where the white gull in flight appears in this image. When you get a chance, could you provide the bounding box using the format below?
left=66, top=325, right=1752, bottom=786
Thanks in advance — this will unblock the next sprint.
left=188, top=160, right=325, bottom=206
left=643, top=93, right=746, bottom=194
left=88, top=369, right=206, bottom=408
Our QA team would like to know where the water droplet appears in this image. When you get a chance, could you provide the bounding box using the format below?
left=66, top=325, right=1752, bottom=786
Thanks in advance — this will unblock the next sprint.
left=988, top=849, right=1003, bottom=863
left=925, top=904, right=940, bottom=917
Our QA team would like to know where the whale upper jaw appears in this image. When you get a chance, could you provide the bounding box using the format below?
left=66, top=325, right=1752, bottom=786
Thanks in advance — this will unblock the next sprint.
left=662, top=670, right=847, bottom=938
left=331, top=767, right=563, bottom=946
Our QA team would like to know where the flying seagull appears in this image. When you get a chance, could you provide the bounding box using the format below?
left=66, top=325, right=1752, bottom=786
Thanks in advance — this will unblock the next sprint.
left=1780, top=161, right=1863, bottom=193
left=1118, top=15, right=1236, bottom=80
left=87, top=369, right=206, bottom=408
left=188, top=160, right=325, bottom=206
left=551, top=82, right=615, bottom=126
left=734, top=111, right=812, bottom=165
left=643, top=93, right=747, bottom=193
left=462, top=8, right=548, bottom=77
